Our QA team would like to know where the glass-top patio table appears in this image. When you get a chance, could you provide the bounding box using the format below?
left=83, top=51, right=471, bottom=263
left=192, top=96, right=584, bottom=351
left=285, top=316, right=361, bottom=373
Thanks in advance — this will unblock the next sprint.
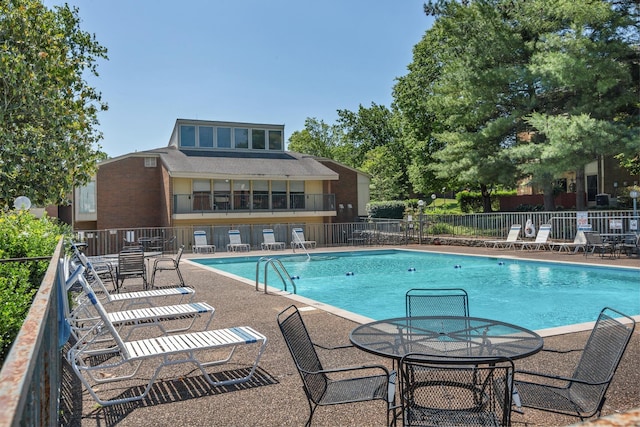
left=350, top=316, right=543, bottom=363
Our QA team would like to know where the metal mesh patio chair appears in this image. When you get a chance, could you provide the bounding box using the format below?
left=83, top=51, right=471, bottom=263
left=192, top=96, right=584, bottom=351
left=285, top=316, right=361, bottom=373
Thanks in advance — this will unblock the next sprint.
left=399, top=353, right=515, bottom=426
left=406, top=288, right=470, bottom=317
left=277, top=305, right=398, bottom=427
left=583, top=232, right=616, bottom=258
left=513, top=307, right=635, bottom=421
left=150, top=245, right=185, bottom=287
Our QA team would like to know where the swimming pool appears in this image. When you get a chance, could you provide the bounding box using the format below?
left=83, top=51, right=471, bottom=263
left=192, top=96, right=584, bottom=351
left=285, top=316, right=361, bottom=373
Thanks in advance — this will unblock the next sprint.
left=194, top=249, right=640, bottom=330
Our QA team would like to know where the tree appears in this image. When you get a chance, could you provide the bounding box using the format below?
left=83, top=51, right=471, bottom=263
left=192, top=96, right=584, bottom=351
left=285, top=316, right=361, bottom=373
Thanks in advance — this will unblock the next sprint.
left=287, top=117, right=340, bottom=158
left=396, top=0, right=639, bottom=212
left=335, top=103, right=414, bottom=199
left=0, top=0, right=108, bottom=208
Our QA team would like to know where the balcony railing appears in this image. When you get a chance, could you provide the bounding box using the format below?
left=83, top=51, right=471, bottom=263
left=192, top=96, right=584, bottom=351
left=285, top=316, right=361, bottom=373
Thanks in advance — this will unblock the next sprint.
left=173, top=193, right=335, bottom=214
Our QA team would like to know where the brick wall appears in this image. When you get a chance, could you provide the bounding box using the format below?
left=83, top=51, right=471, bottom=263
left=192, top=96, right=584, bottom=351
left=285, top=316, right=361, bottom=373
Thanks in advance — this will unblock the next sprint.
left=319, top=160, right=360, bottom=222
left=96, top=156, right=164, bottom=229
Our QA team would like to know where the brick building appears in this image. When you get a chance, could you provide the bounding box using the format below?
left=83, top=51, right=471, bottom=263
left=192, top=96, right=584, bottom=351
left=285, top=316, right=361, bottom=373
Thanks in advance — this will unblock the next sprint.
left=73, top=119, right=370, bottom=231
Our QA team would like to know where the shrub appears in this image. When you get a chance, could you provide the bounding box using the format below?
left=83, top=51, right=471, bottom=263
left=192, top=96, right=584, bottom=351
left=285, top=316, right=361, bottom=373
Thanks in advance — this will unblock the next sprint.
left=0, top=210, right=68, bottom=364
left=367, top=201, right=406, bottom=219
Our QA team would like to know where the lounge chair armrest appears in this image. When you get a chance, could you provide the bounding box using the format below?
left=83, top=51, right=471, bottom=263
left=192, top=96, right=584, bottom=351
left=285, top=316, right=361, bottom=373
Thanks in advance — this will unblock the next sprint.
left=516, top=369, right=612, bottom=386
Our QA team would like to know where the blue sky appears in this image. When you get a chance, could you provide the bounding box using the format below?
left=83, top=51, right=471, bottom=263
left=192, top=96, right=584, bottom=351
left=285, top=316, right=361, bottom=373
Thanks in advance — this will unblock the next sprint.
left=44, top=1, right=433, bottom=158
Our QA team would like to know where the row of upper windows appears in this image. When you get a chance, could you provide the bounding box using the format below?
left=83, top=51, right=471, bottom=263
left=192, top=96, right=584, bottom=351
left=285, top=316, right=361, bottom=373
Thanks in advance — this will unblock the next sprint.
left=179, top=125, right=283, bottom=150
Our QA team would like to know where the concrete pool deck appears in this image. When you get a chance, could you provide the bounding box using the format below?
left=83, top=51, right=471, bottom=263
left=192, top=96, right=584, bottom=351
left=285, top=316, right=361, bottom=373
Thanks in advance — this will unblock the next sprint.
left=63, top=244, right=639, bottom=426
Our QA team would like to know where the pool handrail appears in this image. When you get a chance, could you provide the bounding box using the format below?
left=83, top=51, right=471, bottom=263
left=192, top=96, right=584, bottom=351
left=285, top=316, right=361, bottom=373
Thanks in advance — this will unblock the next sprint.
left=255, top=256, right=296, bottom=294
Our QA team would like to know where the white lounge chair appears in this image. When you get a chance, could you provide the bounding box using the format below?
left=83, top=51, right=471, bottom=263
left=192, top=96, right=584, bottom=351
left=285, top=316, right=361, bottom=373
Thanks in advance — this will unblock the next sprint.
left=291, top=227, right=316, bottom=249
left=227, top=229, right=250, bottom=252
left=63, top=263, right=215, bottom=342
left=68, top=274, right=267, bottom=406
left=513, top=224, right=552, bottom=250
left=193, top=230, right=216, bottom=254
left=549, top=225, right=592, bottom=253
left=75, top=251, right=196, bottom=309
left=484, top=225, right=522, bottom=249
left=261, top=229, right=286, bottom=250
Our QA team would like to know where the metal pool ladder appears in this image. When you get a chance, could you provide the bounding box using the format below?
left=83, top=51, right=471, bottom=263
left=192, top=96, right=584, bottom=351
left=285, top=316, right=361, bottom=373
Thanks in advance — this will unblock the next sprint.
left=255, top=257, right=297, bottom=294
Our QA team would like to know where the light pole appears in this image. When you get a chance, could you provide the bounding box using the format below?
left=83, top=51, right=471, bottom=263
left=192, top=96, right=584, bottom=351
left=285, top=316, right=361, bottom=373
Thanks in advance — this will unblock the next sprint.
left=418, top=200, right=424, bottom=245
left=630, top=190, right=639, bottom=231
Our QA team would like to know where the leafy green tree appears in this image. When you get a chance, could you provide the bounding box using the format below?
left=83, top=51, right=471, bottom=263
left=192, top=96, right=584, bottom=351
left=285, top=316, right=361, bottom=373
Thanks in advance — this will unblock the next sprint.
left=0, top=0, right=108, bottom=208
left=287, top=117, right=340, bottom=158
left=335, top=103, right=414, bottom=199
left=396, top=0, right=639, bottom=212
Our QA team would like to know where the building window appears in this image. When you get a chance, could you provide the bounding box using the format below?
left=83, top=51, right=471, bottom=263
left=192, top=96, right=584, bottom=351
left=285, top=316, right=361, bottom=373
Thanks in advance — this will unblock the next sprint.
left=252, top=129, right=265, bottom=150
left=217, top=127, right=231, bottom=148
left=290, top=181, right=305, bottom=209
left=213, top=180, right=230, bottom=210
left=199, top=126, right=214, bottom=147
left=233, top=180, right=250, bottom=210
left=253, top=181, right=269, bottom=210
left=78, top=181, right=96, bottom=214
left=272, top=180, right=287, bottom=209
left=193, top=179, right=211, bottom=211
left=269, top=130, right=283, bottom=150
left=144, top=157, right=157, bottom=167
left=180, top=125, right=196, bottom=147
left=234, top=128, right=249, bottom=149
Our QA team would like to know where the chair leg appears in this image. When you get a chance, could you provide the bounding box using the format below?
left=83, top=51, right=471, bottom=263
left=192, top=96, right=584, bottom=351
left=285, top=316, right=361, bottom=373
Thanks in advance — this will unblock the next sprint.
left=175, top=266, right=185, bottom=286
left=150, top=268, right=157, bottom=288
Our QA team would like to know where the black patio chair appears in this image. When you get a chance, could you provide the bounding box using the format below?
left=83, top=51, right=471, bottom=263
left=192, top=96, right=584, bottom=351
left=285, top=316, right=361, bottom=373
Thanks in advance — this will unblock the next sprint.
left=150, top=245, right=185, bottom=287
left=277, top=305, right=398, bottom=427
left=513, top=307, right=635, bottom=421
left=116, top=248, right=147, bottom=291
left=583, top=232, right=616, bottom=258
left=406, top=288, right=470, bottom=317
left=399, top=353, right=515, bottom=426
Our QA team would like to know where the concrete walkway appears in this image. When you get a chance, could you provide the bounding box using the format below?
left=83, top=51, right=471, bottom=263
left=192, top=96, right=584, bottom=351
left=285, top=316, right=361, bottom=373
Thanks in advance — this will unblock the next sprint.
left=62, top=244, right=639, bottom=426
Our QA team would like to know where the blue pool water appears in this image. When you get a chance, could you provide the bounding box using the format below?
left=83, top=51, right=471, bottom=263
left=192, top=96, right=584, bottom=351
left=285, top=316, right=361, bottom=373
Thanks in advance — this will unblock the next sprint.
left=194, top=249, right=640, bottom=330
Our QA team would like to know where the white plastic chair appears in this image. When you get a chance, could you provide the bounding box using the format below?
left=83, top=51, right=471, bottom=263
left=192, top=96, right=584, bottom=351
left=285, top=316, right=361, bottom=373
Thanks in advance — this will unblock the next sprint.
left=291, top=227, right=316, bottom=249
left=513, top=224, right=552, bottom=250
left=193, top=230, right=216, bottom=254
left=484, top=225, right=522, bottom=249
left=227, top=229, right=250, bottom=252
left=261, top=229, right=286, bottom=250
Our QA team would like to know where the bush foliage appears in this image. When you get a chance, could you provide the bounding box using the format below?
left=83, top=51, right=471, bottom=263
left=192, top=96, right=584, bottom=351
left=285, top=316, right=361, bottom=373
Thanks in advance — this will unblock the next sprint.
left=0, top=211, right=68, bottom=364
left=367, top=201, right=406, bottom=219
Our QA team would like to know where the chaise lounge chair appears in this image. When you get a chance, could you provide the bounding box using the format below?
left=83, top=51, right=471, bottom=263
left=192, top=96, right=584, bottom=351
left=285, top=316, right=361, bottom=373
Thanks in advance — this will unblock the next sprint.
left=513, top=224, right=552, bottom=250
left=261, top=228, right=286, bottom=250
left=74, top=251, right=196, bottom=309
left=291, top=227, right=316, bottom=249
left=69, top=273, right=267, bottom=406
left=549, top=225, right=592, bottom=253
left=484, top=225, right=522, bottom=249
left=227, top=229, right=251, bottom=252
left=62, top=263, right=215, bottom=342
left=193, top=230, right=216, bottom=254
